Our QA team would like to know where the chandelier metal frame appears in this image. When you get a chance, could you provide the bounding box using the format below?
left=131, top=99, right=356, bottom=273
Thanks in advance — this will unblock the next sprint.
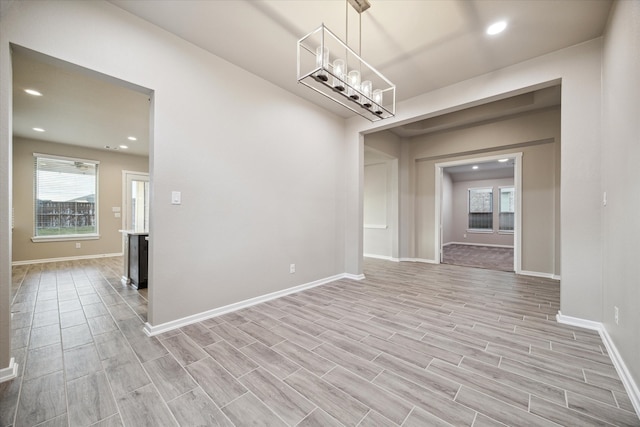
left=297, top=1, right=396, bottom=122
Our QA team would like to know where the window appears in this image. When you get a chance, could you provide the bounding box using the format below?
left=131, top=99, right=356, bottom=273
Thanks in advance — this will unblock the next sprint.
left=34, top=154, right=99, bottom=240
left=499, top=187, right=515, bottom=232
left=468, top=187, right=493, bottom=230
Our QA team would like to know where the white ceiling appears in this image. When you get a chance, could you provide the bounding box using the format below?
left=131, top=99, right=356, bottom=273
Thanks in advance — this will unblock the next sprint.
left=11, top=0, right=612, bottom=156
left=445, top=158, right=514, bottom=182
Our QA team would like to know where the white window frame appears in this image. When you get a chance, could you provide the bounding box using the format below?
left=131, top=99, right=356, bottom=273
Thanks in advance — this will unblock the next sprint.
left=498, top=186, right=515, bottom=234
left=32, top=153, right=100, bottom=243
left=467, top=186, right=494, bottom=233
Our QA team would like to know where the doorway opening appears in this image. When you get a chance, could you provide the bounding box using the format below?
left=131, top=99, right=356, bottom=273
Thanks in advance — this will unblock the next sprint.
left=435, top=153, right=522, bottom=273
left=363, top=146, right=399, bottom=261
left=10, top=44, right=152, bottom=302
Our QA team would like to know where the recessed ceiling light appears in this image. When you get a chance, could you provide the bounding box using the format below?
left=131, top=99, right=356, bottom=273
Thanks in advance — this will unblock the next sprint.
left=498, top=158, right=509, bottom=163
left=486, top=21, right=507, bottom=35
left=119, top=145, right=129, bottom=149
left=25, top=89, right=43, bottom=96
left=33, top=127, right=45, bottom=132
left=127, top=136, right=137, bottom=141
left=472, top=165, right=479, bottom=170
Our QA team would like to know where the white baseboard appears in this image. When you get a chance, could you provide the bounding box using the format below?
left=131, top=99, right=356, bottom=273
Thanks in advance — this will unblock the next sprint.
left=12, top=252, right=123, bottom=266
left=144, top=272, right=359, bottom=337
left=0, top=358, right=18, bottom=383
left=446, top=242, right=514, bottom=249
left=520, top=270, right=560, bottom=280
left=364, top=254, right=399, bottom=262
left=342, top=273, right=366, bottom=280
left=557, top=312, right=640, bottom=417
left=556, top=312, right=602, bottom=330
left=399, top=257, right=438, bottom=264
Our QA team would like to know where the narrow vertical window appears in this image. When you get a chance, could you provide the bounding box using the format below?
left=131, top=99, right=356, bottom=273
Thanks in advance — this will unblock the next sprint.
left=468, top=187, right=493, bottom=230
left=34, top=154, right=99, bottom=239
left=499, top=187, right=515, bottom=232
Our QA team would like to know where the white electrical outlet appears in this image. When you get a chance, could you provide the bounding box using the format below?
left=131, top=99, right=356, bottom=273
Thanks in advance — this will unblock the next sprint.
left=614, top=306, right=619, bottom=325
left=603, top=191, right=607, bottom=206
left=75, top=242, right=81, bottom=249
left=290, top=264, right=296, bottom=274
left=463, top=234, right=467, bottom=238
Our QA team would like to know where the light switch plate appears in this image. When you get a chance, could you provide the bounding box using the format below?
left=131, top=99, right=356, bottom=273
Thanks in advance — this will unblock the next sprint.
left=171, top=191, right=181, bottom=205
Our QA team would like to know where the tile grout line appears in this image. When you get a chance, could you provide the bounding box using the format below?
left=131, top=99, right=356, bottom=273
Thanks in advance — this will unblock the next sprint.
left=7, top=264, right=39, bottom=427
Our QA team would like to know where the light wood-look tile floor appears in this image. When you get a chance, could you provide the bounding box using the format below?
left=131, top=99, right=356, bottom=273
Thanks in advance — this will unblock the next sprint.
left=1, top=257, right=639, bottom=426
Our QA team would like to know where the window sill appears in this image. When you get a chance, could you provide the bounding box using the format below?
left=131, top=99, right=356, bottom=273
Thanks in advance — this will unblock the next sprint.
left=466, top=229, right=494, bottom=234
left=364, top=224, right=388, bottom=229
left=498, top=230, right=514, bottom=235
left=32, top=234, right=100, bottom=243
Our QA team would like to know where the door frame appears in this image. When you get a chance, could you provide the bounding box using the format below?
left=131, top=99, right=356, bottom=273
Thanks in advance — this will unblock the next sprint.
left=434, top=152, right=522, bottom=273
left=122, top=170, right=149, bottom=232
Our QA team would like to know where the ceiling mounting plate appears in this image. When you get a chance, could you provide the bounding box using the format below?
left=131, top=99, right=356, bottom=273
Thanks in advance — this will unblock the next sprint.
left=347, top=0, right=371, bottom=14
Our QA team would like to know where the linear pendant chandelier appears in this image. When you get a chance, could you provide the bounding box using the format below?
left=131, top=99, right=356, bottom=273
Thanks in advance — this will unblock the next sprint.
left=297, top=0, right=396, bottom=122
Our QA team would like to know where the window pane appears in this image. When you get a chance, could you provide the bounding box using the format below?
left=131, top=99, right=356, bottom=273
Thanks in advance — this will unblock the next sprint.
left=469, top=212, right=493, bottom=229
left=35, top=156, right=98, bottom=236
left=469, top=188, right=493, bottom=213
left=468, top=188, right=493, bottom=229
left=500, top=188, right=515, bottom=213
left=499, top=187, right=515, bottom=231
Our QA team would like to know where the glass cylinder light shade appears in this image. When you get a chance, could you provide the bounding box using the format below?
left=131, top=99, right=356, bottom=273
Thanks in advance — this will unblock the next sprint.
left=332, top=59, right=346, bottom=91
left=315, top=46, right=329, bottom=82
left=347, top=70, right=361, bottom=100
left=297, top=24, right=395, bottom=121
left=361, top=80, right=372, bottom=107
left=373, top=89, right=383, bottom=115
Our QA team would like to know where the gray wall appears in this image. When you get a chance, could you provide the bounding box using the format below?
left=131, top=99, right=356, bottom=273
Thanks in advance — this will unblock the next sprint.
left=601, top=0, right=640, bottom=396
left=12, top=137, right=149, bottom=262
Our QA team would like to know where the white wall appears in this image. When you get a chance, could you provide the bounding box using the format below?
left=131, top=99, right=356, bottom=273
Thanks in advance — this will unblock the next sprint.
left=0, top=0, right=348, bottom=369
left=449, top=177, right=515, bottom=247
left=601, top=0, right=640, bottom=399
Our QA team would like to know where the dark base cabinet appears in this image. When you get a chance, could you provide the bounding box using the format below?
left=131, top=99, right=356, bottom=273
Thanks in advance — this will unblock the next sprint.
left=128, top=234, right=148, bottom=289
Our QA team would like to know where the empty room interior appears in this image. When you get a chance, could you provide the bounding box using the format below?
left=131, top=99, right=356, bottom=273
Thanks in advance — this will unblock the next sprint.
left=1, top=0, right=639, bottom=426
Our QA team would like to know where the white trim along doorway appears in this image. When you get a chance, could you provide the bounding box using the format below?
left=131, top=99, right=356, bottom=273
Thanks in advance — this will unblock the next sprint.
left=434, top=152, right=523, bottom=273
